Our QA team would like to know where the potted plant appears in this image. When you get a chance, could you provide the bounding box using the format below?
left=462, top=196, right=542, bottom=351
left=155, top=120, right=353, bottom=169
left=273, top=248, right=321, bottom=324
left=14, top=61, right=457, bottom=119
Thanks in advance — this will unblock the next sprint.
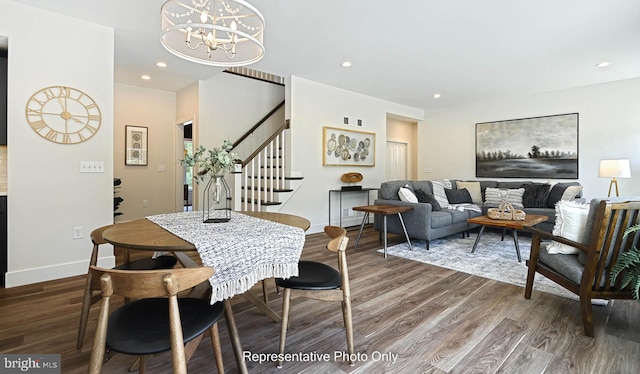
left=610, top=224, right=640, bottom=301
left=181, top=140, right=239, bottom=223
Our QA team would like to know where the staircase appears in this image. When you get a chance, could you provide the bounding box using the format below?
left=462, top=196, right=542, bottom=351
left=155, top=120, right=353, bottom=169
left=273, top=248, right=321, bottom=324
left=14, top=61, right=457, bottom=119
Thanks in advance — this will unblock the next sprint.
left=224, top=68, right=302, bottom=212
left=232, top=120, right=303, bottom=212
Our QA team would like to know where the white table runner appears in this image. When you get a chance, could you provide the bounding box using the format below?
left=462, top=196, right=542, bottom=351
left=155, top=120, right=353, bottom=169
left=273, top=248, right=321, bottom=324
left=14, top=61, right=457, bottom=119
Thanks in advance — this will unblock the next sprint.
left=147, top=211, right=305, bottom=302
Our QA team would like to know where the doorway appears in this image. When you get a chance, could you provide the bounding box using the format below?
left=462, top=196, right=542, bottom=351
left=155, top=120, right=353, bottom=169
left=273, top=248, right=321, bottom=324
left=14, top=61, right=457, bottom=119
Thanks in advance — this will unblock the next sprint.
left=386, top=141, right=408, bottom=181
left=183, top=122, right=193, bottom=211
left=386, top=115, right=418, bottom=180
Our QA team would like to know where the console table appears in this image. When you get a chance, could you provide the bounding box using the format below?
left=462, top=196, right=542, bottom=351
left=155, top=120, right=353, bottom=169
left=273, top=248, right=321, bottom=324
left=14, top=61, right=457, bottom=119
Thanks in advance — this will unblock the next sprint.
left=328, top=187, right=380, bottom=227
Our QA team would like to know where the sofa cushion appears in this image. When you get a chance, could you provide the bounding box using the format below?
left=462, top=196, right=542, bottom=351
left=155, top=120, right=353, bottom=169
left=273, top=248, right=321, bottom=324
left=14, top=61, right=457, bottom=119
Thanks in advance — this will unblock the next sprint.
left=447, top=209, right=471, bottom=224
left=456, top=181, right=482, bottom=204
left=479, top=181, right=499, bottom=202
left=546, top=182, right=583, bottom=208
left=445, top=188, right=472, bottom=204
left=398, top=184, right=418, bottom=203
left=539, top=243, right=584, bottom=284
left=497, top=181, right=530, bottom=189
left=411, top=181, right=432, bottom=195
left=548, top=200, right=590, bottom=254
left=561, top=185, right=583, bottom=200
left=430, top=179, right=452, bottom=209
left=415, top=189, right=441, bottom=211
left=523, top=183, right=551, bottom=208
left=484, top=187, right=525, bottom=208
left=379, top=180, right=411, bottom=200
left=431, top=211, right=453, bottom=228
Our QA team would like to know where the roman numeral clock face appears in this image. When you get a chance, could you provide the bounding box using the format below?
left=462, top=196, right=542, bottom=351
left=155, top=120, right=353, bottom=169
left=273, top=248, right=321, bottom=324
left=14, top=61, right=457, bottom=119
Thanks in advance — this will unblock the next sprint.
left=25, top=86, right=102, bottom=144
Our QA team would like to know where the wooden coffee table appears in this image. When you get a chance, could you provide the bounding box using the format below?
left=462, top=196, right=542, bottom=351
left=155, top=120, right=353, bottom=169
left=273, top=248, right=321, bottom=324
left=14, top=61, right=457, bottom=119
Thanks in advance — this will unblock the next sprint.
left=352, top=204, right=413, bottom=258
left=467, top=214, right=548, bottom=262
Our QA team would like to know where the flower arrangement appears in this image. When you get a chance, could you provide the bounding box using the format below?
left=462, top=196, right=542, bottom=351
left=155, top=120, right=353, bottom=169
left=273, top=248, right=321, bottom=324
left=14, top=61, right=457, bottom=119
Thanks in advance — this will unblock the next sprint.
left=181, top=140, right=239, bottom=183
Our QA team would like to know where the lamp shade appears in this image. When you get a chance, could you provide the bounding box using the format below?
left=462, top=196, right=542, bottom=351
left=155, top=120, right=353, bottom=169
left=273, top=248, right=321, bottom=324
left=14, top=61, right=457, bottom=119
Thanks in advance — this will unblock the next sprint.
left=598, top=159, right=631, bottom=178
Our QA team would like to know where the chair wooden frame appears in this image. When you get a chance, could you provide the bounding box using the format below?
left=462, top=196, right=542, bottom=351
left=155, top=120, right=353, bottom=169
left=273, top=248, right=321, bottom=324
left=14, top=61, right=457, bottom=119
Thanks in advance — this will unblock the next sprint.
left=87, top=265, right=224, bottom=374
left=277, top=226, right=354, bottom=366
left=77, top=225, right=177, bottom=349
left=524, top=200, right=640, bottom=336
left=77, top=225, right=117, bottom=349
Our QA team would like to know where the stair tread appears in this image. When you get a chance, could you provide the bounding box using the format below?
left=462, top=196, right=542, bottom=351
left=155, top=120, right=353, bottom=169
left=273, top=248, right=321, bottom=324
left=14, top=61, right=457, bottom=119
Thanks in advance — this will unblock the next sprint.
left=241, top=198, right=282, bottom=206
left=247, top=176, right=304, bottom=180
left=242, top=187, right=294, bottom=193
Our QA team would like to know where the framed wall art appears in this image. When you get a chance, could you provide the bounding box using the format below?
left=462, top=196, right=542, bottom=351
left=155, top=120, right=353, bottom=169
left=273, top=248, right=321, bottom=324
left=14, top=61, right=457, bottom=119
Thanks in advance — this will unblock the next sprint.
left=125, top=125, right=148, bottom=166
left=475, top=113, right=578, bottom=179
left=323, top=126, right=375, bottom=167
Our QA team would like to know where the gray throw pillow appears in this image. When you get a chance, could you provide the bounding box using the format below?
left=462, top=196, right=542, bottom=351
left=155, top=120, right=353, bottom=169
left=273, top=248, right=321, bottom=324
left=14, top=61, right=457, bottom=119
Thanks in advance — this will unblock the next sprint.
left=546, top=184, right=567, bottom=208
left=523, top=183, right=550, bottom=208
left=415, top=189, right=441, bottom=211
left=445, top=188, right=472, bottom=204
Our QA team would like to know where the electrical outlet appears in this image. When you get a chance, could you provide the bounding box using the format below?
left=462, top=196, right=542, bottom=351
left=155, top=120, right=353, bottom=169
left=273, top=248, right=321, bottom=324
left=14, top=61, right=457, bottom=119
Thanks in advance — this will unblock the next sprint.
left=143, top=200, right=149, bottom=208
left=73, top=226, right=83, bottom=239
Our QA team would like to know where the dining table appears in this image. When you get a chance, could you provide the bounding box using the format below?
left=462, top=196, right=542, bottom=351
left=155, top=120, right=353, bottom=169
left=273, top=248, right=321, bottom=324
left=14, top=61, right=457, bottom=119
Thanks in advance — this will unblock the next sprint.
left=102, top=210, right=311, bottom=374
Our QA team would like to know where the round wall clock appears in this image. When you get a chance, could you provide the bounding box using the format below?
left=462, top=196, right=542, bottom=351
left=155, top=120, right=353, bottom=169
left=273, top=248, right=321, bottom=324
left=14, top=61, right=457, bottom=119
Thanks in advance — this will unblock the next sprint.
left=25, top=85, right=102, bottom=144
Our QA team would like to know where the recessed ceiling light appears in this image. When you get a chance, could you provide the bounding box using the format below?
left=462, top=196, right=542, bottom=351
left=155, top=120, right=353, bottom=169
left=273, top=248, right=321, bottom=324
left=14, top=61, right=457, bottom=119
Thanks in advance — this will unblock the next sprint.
left=156, top=61, right=167, bottom=68
left=433, top=93, right=441, bottom=99
left=141, top=75, right=151, bottom=80
left=341, top=61, right=352, bottom=67
left=596, top=61, right=611, bottom=68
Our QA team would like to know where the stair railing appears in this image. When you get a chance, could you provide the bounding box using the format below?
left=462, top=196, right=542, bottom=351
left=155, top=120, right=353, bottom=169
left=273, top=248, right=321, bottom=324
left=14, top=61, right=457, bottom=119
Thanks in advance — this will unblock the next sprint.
left=230, top=100, right=284, bottom=152
left=234, top=120, right=290, bottom=211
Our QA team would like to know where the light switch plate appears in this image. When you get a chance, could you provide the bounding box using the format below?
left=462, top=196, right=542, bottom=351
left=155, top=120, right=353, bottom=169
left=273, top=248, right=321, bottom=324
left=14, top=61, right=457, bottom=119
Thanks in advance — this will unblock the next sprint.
left=80, top=161, right=104, bottom=173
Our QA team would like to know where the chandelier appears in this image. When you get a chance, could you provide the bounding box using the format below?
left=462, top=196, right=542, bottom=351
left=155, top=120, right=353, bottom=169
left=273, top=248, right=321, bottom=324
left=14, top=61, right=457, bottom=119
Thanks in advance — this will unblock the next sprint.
left=161, top=0, right=265, bottom=67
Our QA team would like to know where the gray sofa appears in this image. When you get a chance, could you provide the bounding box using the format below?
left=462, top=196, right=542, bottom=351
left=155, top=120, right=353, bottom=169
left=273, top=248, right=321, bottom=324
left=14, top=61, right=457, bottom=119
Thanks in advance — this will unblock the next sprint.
left=373, top=179, right=583, bottom=249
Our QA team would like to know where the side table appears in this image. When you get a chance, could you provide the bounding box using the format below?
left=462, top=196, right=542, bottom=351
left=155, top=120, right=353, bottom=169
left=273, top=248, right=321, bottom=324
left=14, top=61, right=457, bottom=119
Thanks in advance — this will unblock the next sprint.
left=352, top=204, right=413, bottom=258
left=328, top=188, right=380, bottom=227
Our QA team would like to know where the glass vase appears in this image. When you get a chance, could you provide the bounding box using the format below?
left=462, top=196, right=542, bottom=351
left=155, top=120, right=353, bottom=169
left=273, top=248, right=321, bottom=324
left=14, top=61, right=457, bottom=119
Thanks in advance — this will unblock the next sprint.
left=202, top=175, right=231, bottom=223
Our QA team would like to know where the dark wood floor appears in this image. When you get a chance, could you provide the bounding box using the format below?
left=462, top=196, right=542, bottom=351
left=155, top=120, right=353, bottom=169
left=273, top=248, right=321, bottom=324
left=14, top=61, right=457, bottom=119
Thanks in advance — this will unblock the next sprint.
left=1, top=226, right=640, bottom=373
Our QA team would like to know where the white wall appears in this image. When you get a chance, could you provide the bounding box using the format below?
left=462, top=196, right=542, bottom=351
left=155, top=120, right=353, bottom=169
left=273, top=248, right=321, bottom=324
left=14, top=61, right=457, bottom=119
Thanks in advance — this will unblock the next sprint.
left=198, top=72, right=285, bottom=153
left=1, top=1, right=114, bottom=286
left=419, top=78, right=640, bottom=200
left=287, top=77, right=424, bottom=233
left=114, top=83, right=177, bottom=221
left=195, top=72, right=285, bottom=209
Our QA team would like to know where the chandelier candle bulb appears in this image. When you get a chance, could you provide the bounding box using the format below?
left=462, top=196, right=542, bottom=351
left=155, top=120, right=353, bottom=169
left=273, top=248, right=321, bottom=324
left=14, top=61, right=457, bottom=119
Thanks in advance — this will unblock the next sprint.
left=161, top=0, right=265, bottom=67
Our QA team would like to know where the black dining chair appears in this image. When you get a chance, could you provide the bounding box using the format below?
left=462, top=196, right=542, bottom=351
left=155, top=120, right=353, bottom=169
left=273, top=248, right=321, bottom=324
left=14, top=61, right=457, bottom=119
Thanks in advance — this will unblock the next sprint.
left=77, top=224, right=178, bottom=349
left=276, top=226, right=355, bottom=367
left=87, top=265, right=224, bottom=374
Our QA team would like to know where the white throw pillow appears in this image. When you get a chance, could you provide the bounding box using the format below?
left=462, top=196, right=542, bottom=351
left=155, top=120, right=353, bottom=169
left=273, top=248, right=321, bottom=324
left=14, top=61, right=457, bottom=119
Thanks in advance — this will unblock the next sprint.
left=398, top=185, right=418, bottom=203
left=456, top=181, right=483, bottom=204
left=431, top=179, right=452, bottom=208
left=547, top=200, right=590, bottom=254
left=561, top=185, right=583, bottom=200
left=483, top=187, right=525, bottom=209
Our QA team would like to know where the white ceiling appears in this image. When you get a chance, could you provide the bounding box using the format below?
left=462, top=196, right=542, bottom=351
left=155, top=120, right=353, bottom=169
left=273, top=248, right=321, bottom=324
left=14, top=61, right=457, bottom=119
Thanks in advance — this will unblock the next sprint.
left=13, top=0, right=640, bottom=111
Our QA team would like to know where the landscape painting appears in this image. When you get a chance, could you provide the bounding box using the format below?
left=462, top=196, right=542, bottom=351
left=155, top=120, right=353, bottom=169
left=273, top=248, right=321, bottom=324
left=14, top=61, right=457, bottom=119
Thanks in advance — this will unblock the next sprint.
left=476, top=113, right=578, bottom=179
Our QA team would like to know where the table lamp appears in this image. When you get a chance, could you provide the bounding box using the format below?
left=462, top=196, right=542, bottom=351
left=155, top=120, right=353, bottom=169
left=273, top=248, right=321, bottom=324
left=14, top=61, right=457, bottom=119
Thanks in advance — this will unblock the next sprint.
left=598, top=159, right=631, bottom=197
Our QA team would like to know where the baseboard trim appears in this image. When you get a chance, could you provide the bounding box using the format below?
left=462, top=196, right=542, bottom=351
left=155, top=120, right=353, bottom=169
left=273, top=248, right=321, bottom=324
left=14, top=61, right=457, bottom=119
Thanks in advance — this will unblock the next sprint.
left=4, top=256, right=115, bottom=288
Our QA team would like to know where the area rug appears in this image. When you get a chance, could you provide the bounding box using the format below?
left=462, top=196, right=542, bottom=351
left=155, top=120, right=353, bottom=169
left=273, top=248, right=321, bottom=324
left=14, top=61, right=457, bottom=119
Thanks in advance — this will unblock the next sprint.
left=379, top=230, right=588, bottom=302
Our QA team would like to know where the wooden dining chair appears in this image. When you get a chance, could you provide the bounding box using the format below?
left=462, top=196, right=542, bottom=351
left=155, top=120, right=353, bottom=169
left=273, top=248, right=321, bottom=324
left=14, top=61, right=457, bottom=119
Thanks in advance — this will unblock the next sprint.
left=276, top=226, right=354, bottom=367
left=524, top=199, right=640, bottom=336
left=87, top=265, right=224, bottom=374
left=77, top=224, right=178, bottom=349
